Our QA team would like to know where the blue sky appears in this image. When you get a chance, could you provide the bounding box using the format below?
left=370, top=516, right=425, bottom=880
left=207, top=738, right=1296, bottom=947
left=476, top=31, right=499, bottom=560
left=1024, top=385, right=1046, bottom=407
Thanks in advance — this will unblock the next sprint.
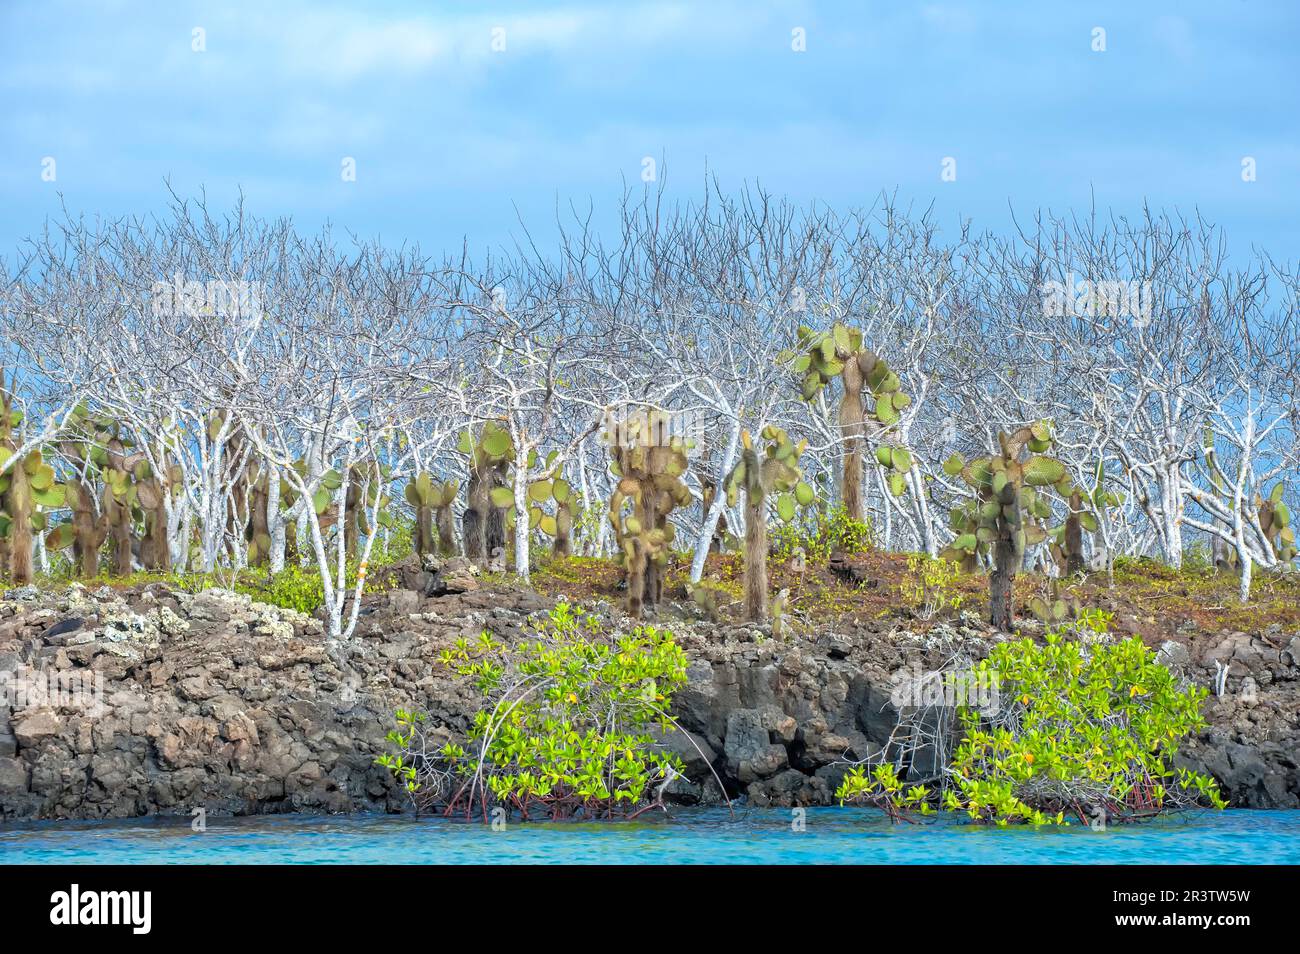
left=1, top=0, right=1296, bottom=261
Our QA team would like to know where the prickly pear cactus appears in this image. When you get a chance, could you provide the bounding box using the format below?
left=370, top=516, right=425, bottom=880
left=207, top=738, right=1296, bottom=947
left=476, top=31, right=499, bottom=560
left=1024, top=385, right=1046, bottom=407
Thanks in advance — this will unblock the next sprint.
left=45, top=477, right=108, bottom=577
left=246, top=461, right=273, bottom=567
left=0, top=380, right=63, bottom=584
left=135, top=447, right=180, bottom=572
left=722, top=424, right=813, bottom=621
left=405, top=473, right=459, bottom=556
left=1202, top=427, right=1237, bottom=569
left=460, top=422, right=513, bottom=562
left=1259, top=484, right=1297, bottom=564
left=1049, top=458, right=1122, bottom=576
left=0, top=442, right=59, bottom=584
left=940, top=420, right=1071, bottom=630
left=351, top=460, right=393, bottom=553
left=100, top=428, right=141, bottom=576
left=788, top=321, right=912, bottom=519
left=523, top=451, right=574, bottom=556
left=309, top=466, right=345, bottom=527
left=46, top=405, right=110, bottom=577
left=1027, top=580, right=1081, bottom=626
left=604, top=407, right=693, bottom=619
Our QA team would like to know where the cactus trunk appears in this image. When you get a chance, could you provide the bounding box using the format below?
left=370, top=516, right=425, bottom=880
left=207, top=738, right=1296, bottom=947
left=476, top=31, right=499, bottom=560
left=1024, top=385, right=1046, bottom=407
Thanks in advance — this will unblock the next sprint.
left=1062, top=490, right=1085, bottom=575
left=699, top=478, right=726, bottom=553
left=7, top=462, right=34, bottom=584
left=435, top=504, right=456, bottom=556
left=723, top=426, right=810, bottom=623
left=626, top=538, right=649, bottom=619
left=742, top=483, right=768, bottom=621
left=838, top=357, right=866, bottom=522
left=463, top=470, right=487, bottom=561
left=343, top=478, right=360, bottom=558
left=990, top=506, right=1021, bottom=631
left=244, top=477, right=268, bottom=569
left=989, top=458, right=1026, bottom=631
left=605, top=411, right=693, bottom=618
left=70, top=482, right=103, bottom=578
left=636, top=490, right=663, bottom=610
left=106, top=491, right=133, bottom=576
left=486, top=467, right=507, bottom=556
left=142, top=505, right=171, bottom=572
left=413, top=504, right=436, bottom=556
left=552, top=499, right=572, bottom=556
left=463, top=459, right=507, bottom=561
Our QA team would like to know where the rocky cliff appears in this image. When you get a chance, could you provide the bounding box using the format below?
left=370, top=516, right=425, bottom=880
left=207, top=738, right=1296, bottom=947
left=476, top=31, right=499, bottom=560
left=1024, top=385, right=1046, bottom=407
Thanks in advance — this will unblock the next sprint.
left=0, top=570, right=1296, bottom=820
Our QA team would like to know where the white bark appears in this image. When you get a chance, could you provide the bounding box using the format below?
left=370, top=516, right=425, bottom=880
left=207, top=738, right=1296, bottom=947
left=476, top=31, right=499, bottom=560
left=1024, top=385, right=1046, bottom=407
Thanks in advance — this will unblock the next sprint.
left=690, top=417, right=741, bottom=583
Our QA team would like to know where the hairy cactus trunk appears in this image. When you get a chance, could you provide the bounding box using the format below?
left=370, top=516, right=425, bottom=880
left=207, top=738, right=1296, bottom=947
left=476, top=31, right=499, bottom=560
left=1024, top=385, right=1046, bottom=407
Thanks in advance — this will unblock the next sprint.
left=435, top=504, right=455, bottom=556
left=636, top=490, right=663, bottom=611
left=742, top=484, right=768, bottom=621
left=136, top=464, right=174, bottom=573
left=838, top=357, right=866, bottom=522
left=342, top=479, right=360, bottom=559
left=106, top=492, right=133, bottom=577
left=70, top=481, right=103, bottom=578
left=464, top=460, right=508, bottom=562
left=700, top=479, right=726, bottom=553
left=1062, top=490, right=1085, bottom=575
left=1211, top=522, right=1233, bottom=569
left=7, top=463, right=34, bottom=584
left=552, top=499, right=572, bottom=556
left=413, top=504, right=436, bottom=556
left=990, top=543, right=1018, bottom=632
left=102, top=438, right=137, bottom=577
left=990, top=482, right=1022, bottom=631
left=723, top=427, right=809, bottom=623
left=142, top=505, right=171, bottom=572
left=244, top=478, right=268, bottom=569
left=486, top=463, right=507, bottom=557
left=284, top=522, right=300, bottom=565
left=463, top=476, right=486, bottom=561
left=626, top=538, right=649, bottom=620
left=606, top=412, right=693, bottom=619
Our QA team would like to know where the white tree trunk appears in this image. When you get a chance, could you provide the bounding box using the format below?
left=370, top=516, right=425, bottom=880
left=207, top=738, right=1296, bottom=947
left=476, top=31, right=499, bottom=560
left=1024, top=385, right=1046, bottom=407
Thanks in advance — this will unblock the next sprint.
left=513, top=455, right=531, bottom=582
left=690, top=418, right=740, bottom=583
left=907, top=467, right=937, bottom=557
left=267, top=464, right=287, bottom=574
left=1160, top=469, right=1183, bottom=567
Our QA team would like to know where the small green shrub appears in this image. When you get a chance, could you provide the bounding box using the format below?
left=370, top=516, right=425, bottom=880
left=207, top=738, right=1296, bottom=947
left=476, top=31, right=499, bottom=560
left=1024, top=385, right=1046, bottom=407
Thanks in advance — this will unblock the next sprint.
left=900, top=553, right=964, bottom=619
left=234, top=564, right=327, bottom=614
left=772, top=504, right=875, bottom=563
left=838, top=630, right=1225, bottom=825
left=1180, top=541, right=1217, bottom=574
left=378, top=603, right=694, bottom=820
left=368, top=519, right=414, bottom=567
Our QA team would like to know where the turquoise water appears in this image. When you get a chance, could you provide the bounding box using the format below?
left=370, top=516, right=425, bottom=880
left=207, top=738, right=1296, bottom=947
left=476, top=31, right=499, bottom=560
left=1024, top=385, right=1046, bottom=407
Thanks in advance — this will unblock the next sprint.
left=3, top=808, right=1298, bottom=864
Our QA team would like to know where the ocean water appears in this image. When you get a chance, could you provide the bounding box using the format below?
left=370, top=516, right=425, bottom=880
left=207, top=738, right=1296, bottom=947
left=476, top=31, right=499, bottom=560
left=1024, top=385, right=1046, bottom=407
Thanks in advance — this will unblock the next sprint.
left=2, top=808, right=1298, bottom=864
